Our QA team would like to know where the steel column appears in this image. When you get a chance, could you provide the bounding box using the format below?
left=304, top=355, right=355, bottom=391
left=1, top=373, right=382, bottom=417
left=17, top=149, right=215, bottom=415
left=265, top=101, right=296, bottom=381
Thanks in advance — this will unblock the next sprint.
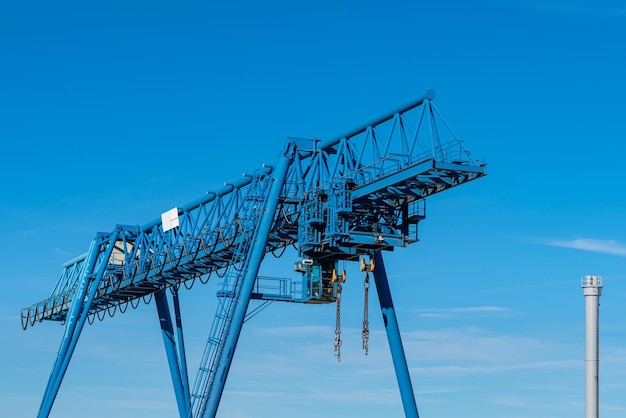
left=582, top=275, right=602, bottom=418
left=202, top=146, right=294, bottom=418
left=156, top=289, right=191, bottom=416
left=372, top=251, right=419, bottom=418
left=172, top=287, right=191, bottom=405
left=38, top=228, right=122, bottom=418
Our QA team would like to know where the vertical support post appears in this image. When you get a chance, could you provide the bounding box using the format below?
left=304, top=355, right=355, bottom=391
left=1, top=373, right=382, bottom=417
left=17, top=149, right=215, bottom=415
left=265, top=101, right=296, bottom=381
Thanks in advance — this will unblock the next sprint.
left=38, top=228, right=121, bottom=418
left=38, top=240, right=98, bottom=417
left=202, top=145, right=294, bottom=418
left=156, top=289, right=190, bottom=417
left=582, top=275, right=602, bottom=418
left=372, top=251, right=419, bottom=418
left=172, top=287, right=191, bottom=403
left=424, top=98, right=436, bottom=160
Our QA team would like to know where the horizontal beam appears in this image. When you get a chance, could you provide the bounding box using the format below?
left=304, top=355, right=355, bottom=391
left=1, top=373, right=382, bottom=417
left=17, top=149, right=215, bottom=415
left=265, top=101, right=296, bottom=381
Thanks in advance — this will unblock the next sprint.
left=140, top=166, right=273, bottom=232
left=318, top=89, right=436, bottom=151
left=352, top=159, right=436, bottom=199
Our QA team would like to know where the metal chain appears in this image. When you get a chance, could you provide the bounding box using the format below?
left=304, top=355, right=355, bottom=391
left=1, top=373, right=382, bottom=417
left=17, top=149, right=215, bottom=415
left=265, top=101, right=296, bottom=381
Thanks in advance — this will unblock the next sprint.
left=362, top=272, right=370, bottom=355
left=333, top=282, right=342, bottom=362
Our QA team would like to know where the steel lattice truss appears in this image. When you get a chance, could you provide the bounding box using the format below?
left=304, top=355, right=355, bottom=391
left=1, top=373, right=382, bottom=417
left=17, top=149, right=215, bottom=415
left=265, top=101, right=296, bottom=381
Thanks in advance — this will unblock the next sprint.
left=22, top=90, right=487, bottom=418
left=22, top=90, right=484, bottom=329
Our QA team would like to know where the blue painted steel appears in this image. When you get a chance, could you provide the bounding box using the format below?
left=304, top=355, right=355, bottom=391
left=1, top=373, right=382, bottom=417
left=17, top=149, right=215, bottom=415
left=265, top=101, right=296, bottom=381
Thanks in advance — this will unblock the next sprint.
left=198, top=144, right=294, bottom=418
left=315, top=89, right=435, bottom=152
left=21, top=169, right=289, bottom=329
left=141, top=166, right=272, bottom=233
left=172, top=287, right=191, bottom=408
left=250, top=276, right=296, bottom=302
left=156, top=289, right=191, bottom=416
left=37, top=240, right=97, bottom=417
left=188, top=170, right=277, bottom=418
left=22, top=90, right=487, bottom=417
left=372, top=251, right=419, bottom=418
left=21, top=91, right=484, bottom=329
left=39, top=227, right=122, bottom=418
left=295, top=260, right=340, bottom=303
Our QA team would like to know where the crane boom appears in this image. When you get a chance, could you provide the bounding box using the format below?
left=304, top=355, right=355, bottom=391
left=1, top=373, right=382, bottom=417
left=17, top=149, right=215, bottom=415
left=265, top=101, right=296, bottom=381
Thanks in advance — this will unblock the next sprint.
left=23, top=90, right=486, bottom=418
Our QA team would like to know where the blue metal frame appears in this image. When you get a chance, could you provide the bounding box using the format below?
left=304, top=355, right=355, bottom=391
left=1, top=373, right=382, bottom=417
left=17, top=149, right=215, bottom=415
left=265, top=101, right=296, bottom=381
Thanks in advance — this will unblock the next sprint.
left=156, top=288, right=191, bottom=415
left=172, top=287, right=191, bottom=407
left=23, top=90, right=487, bottom=418
left=372, top=251, right=419, bottom=418
left=194, top=143, right=294, bottom=418
left=38, top=227, right=121, bottom=418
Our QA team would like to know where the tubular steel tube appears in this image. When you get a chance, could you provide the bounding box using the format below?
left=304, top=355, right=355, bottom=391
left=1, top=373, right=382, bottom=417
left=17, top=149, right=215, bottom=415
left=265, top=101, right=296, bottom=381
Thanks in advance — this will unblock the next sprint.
left=39, top=229, right=122, bottom=418
left=201, top=146, right=294, bottom=418
left=317, top=89, right=436, bottom=152
left=62, top=252, right=88, bottom=268
left=38, top=240, right=98, bottom=417
left=156, top=289, right=190, bottom=417
left=140, top=90, right=435, bottom=234
left=582, top=275, right=602, bottom=418
left=172, top=288, right=191, bottom=408
left=140, top=166, right=273, bottom=232
left=372, top=251, right=419, bottom=418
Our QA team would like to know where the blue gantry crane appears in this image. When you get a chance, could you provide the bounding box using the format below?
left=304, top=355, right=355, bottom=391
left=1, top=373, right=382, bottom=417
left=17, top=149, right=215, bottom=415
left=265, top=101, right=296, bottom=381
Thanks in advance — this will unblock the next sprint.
left=22, top=90, right=486, bottom=418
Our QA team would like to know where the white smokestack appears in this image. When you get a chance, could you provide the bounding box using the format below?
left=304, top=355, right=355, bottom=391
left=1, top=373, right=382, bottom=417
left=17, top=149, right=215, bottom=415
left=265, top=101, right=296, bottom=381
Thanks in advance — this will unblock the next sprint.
left=582, top=275, right=602, bottom=418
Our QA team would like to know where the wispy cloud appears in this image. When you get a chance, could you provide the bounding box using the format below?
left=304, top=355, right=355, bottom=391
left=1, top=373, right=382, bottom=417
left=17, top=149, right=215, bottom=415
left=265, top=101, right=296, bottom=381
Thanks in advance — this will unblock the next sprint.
left=54, top=247, right=71, bottom=256
left=105, top=399, right=175, bottom=411
left=402, top=328, right=545, bottom=362
left=450, top=306, right=509, bottom=313
left=415, top=306, right=510, bottom=318
left=412, top=359, right=579, bottom=375
left=417, top=312, right=448, bottom=318
left=535, top=237, right=626, bottom=257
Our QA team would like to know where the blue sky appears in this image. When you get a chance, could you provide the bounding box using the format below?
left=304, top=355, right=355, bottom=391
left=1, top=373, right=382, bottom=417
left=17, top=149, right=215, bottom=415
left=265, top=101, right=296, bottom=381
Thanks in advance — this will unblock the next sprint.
left=2, top=1, right=626, bottom=417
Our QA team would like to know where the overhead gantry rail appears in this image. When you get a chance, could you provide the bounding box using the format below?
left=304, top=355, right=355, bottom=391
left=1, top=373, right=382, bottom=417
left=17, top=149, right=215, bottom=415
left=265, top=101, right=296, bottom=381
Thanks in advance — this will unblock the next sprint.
left=22, top=89, right=486, bottom=418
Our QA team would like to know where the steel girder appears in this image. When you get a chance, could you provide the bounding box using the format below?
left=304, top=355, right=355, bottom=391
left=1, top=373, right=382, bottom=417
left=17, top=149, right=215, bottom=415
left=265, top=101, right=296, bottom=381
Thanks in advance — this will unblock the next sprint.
left=22, top=90, right=486, bottom=418
left=22, top=90, right=485, bottom=329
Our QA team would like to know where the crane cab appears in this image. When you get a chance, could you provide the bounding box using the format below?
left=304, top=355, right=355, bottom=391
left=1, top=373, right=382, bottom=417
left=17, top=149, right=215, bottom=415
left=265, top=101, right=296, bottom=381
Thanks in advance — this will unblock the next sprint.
left=294, top=259, right=343, bottom=304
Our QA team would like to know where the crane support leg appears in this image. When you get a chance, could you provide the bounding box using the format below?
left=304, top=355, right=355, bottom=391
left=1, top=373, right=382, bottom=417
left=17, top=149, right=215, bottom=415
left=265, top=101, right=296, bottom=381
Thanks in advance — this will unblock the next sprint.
left=372, top=251, right=419, bottom=418
left=156, top=289, right=191, bottom=417
left=202, top=147, right=294, bottom=418
left=172, top=286, right=191, bottom=409
left=38, top=228, right=122, bottom=418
